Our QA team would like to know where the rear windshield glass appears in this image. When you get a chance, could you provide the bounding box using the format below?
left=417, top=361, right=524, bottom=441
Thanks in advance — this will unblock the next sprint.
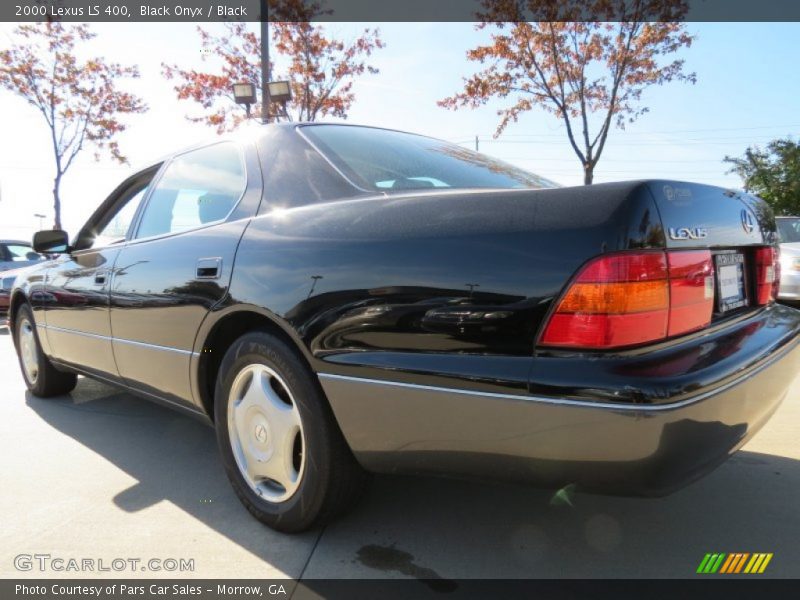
left=777, top=218, right=800, bottom=243
left=300, top=125, right=558, bottom=193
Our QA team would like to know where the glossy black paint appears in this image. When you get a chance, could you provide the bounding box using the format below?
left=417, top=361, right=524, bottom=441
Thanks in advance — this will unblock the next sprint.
left=8, top=123, right=800, bottom=495
left=232, top=182, right=664, bottom=363
left=320, top=312, right=800, bottom=495
left=45, top=246, right=121, bottom=377
left=108, top=220, right=248, bottom=406
left=529, top=304, right=800, bottom=403
left=229, top=174, right=778, bottom=397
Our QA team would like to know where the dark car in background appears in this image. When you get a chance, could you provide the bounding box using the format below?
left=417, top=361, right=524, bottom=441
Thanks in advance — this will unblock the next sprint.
left=1, top=242, right=45, bottom=321
left=0, top=240, right=44, bottom=273
left=7, top=124, right=800, bottom=532
left=0, top=272, right=15, bottom=320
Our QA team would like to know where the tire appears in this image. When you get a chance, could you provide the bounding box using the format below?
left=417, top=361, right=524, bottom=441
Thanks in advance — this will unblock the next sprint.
left=215, top=331, right=368, bottom=533
left=14, top=303, right=77, bottom=397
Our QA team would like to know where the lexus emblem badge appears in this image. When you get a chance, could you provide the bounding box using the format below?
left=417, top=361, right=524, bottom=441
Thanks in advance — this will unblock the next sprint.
left=741, top=209, right=755, bottom=234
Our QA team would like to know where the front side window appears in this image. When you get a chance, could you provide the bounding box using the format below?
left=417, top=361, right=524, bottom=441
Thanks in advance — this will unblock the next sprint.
left=301, top=125, right=559, bottom=192
left=135, top=143, right=245, bottom=240
left=72, top=164, right=162, bottom=251
left=93, top=186, right=149, bottom=248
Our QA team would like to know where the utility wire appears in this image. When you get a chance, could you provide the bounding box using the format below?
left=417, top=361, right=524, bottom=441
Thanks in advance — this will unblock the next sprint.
left=448, top=124, right=800, bottom=142
left=491, top=157, right=730, bottom=163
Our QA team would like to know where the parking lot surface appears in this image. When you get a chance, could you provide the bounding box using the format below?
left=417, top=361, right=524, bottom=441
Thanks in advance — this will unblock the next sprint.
left=1, top=322, right=798, bottom=579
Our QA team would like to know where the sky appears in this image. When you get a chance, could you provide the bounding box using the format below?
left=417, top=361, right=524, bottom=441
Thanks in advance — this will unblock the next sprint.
left=1, top=21, right=799, bottom=240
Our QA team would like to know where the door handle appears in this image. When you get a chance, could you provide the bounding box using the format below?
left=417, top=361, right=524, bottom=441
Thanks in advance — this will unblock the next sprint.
left=94, top=271, right=107, bottom=285
left=196, top=257, right=222, bottom=279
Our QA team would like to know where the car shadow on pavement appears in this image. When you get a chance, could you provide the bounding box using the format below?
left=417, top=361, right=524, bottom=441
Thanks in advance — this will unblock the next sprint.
left=25, top=377, right=800, bottom=579
left=313, top=451, right=800, bottom=579
left=24, top=378, right=319, bottom=577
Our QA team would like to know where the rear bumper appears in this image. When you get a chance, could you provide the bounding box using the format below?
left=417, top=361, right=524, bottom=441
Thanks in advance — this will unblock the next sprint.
left=320, top=304, right=800, bottom=495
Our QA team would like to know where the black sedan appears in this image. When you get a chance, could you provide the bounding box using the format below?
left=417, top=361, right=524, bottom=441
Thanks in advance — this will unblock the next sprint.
left=9, top=124, right=800, bottom=532
left=0, top=239, right=45, bottom=272
left=1, top=268, right=25, bottom=320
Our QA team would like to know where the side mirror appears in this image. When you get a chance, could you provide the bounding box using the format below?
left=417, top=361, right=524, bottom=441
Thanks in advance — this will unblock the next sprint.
left=32, top=230, right=70, bottom=254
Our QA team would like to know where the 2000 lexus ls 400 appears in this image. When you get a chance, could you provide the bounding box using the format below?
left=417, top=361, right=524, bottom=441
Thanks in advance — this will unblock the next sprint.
left=9, top=124, right=800, bottom=532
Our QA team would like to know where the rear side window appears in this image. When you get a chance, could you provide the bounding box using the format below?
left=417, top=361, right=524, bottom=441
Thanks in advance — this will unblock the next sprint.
left=135, top=143, right=245, bottom=240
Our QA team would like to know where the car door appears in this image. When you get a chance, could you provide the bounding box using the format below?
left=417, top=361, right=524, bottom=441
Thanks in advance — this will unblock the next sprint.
left=43, top=167, right=158, bottom=378
left=109, top=141, right=261, bottom=408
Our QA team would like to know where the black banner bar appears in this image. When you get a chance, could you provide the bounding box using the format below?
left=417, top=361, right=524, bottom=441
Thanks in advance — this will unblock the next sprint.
left=2, top=579, right=799, bottom=600
left=1, top=0, right=800, bottom=23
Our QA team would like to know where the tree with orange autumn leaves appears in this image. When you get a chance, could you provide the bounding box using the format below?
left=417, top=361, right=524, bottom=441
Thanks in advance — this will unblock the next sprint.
left=162, top=1, right=384, bottom=133
left=0, top=23, right=147, bottom=229
left=440, top=0, right=696, bottom=184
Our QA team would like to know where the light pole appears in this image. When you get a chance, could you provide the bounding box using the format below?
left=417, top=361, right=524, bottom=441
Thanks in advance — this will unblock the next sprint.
left=34, top=213, right=46, bottom=230
left=261, top=2, right=270, bottom=124
left=232, top=9, right=292, bottom=124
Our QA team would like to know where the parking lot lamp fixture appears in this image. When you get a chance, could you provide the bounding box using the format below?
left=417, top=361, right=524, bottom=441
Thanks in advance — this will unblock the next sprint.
left=267, top=80, right=292, bottom=119
left=232, top=82, right=257, bottom=118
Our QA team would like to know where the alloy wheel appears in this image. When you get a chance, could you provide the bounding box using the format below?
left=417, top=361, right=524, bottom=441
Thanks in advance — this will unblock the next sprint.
left=18, top=317, right=39, bottom=384
left=227, top=364, right=306, bottom=503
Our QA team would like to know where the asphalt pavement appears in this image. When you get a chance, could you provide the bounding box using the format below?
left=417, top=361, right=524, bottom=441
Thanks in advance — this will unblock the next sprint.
left=1, top=321, right=798, bottom=580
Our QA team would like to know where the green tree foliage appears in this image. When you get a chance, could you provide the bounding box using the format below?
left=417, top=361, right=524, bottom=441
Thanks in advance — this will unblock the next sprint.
left=725, top=139, right=800, bottom=216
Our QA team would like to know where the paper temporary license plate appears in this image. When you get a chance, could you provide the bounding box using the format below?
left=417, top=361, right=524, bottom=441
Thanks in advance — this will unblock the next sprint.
left=715, top=253, right=747, bottom=313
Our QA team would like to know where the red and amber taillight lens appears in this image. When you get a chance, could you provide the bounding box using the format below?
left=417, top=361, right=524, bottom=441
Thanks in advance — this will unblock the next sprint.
left=667, top=251, right=715, bottom=336
left=540, top=250, right=714, bottom=350
left=754, top=246, right=780, bottom=305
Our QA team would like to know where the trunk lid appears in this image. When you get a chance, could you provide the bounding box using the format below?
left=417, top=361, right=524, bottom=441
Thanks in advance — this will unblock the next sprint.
left=645, top=181, right=776, bottom=249
left=645, top=181, right=778, bottom=321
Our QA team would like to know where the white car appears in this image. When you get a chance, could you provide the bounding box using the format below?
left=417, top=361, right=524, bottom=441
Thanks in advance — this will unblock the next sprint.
left=776, top=217, right=800, bottom=301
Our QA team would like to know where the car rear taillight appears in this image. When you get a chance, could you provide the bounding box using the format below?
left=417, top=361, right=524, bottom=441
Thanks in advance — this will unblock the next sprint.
left=667, top=251, right=715, bottom=336
left=540, top=250, right=714, bottom=350
left=754, top=246, right=780, bottom=305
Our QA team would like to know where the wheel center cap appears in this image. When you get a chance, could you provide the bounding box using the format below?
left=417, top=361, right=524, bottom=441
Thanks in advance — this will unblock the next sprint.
left=254, top=423, right=268, bottom=444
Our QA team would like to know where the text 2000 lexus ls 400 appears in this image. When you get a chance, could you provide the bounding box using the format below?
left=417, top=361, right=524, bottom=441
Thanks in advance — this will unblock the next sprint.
left=9, top=124, right=800, bottom=532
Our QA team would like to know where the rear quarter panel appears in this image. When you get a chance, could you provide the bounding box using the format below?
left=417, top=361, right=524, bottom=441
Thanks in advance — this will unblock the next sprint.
left=228, top=183, right=664, bottom=392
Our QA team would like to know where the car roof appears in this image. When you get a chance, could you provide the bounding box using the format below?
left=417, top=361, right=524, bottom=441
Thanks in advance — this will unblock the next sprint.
left=155, top=122, right=440, bottom=165
left=0, top=240, right=31, bottom=246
